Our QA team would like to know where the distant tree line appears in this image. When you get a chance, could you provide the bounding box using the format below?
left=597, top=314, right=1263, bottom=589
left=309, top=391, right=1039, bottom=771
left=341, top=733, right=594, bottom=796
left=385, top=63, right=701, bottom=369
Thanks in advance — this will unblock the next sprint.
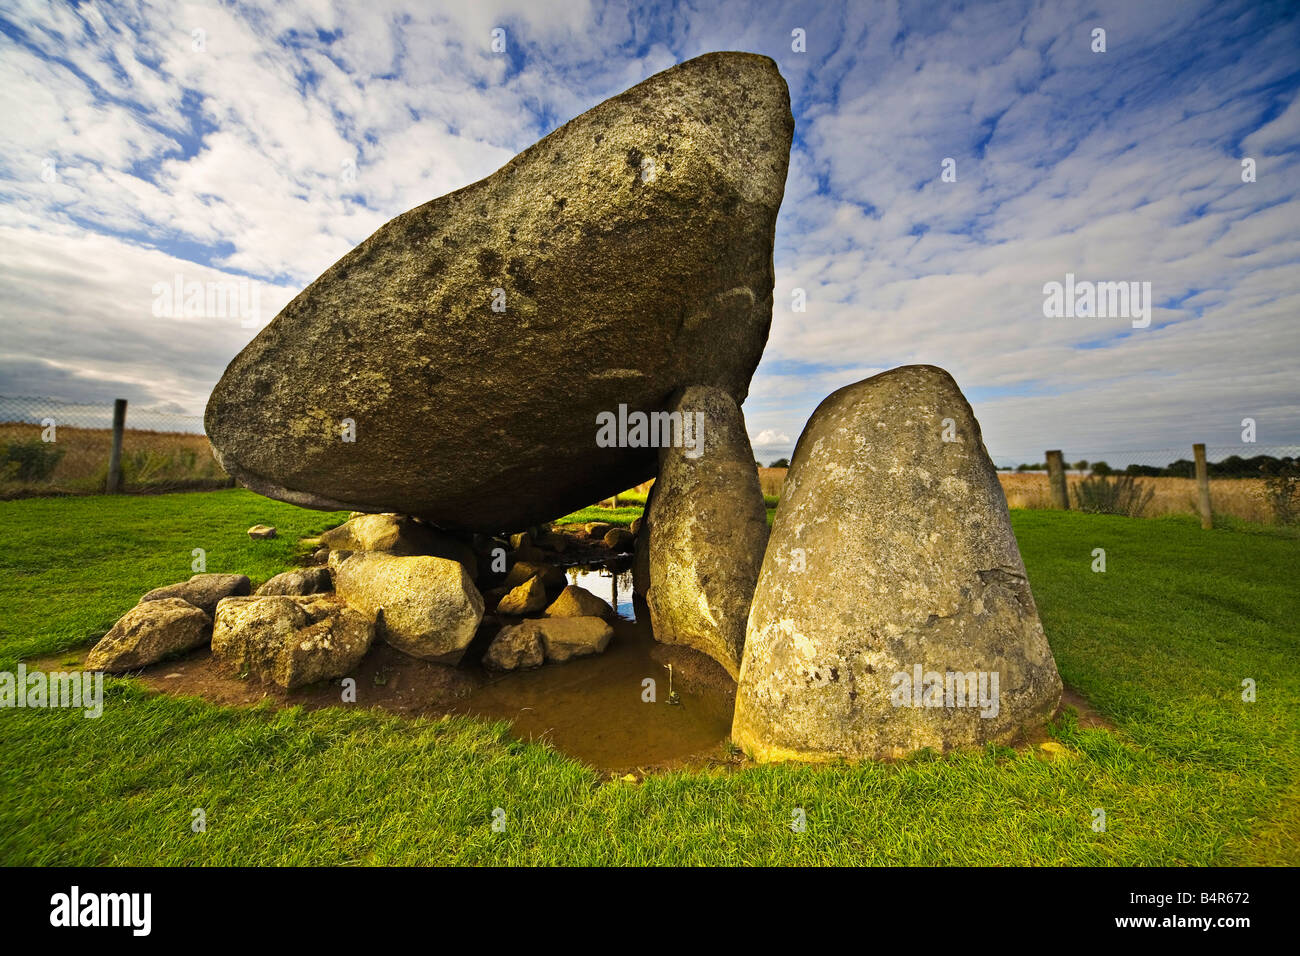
left=1001, top=454, right=1298, bottom=479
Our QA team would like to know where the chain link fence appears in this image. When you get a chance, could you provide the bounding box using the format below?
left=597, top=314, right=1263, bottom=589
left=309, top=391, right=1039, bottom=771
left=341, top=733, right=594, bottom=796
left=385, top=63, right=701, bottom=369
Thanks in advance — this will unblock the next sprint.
left=0, top=395, right=230, bottom=497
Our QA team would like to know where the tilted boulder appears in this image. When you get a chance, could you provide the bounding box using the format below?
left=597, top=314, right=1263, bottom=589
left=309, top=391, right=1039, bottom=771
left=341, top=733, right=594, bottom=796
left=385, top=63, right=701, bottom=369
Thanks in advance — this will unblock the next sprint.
left=85, top=598, right=211, bottom=672
left=333, top=552, right=483, bottom=664
left=212, top=595, right=374, bottom=689
left=643, top=386, right=768, bottom=679
left=204, top=52, right=794, bottom=532
left=140, top=573, right=250, bottom=616
left=732, top=366, right=1063, bottom=762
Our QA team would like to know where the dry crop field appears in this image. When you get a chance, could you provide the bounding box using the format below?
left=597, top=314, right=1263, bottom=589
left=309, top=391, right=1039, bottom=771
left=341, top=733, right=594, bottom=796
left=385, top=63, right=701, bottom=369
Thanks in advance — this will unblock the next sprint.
left=758, top=466, right=1277, bottom=525
left=997, top=471, right=1275, bottom=523
left=0, top=422, right=227, bottom=497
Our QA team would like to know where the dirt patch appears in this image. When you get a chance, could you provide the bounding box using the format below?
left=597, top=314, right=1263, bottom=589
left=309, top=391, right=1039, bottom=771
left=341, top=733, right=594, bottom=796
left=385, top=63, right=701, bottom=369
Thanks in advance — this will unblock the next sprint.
left=31, top=561, right=740, bottom=776
left=1060, top=685, right=1113, bottom=730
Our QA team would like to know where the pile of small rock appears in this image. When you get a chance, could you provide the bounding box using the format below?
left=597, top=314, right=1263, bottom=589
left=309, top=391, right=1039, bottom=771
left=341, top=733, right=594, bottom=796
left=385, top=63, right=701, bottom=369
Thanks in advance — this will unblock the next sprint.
left=83, top=514, right=635, bottom=688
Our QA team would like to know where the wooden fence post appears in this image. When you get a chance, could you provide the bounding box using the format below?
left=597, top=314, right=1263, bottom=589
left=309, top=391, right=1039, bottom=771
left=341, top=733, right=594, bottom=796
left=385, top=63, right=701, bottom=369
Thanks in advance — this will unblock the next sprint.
left=1194, top=443, right=1213, bottom=529
left=106, top=398, right=127, bottom=493
left=1046, top=449, right=1069, bottom=509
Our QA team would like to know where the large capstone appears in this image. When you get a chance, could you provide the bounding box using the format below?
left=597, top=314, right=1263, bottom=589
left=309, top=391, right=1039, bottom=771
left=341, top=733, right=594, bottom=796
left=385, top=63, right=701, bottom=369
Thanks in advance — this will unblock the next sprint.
left=732, top=366, right=1063, bottom=762
left=643, top=386, right=768, bottom=679
left=205, top=52, right=794, bottom=532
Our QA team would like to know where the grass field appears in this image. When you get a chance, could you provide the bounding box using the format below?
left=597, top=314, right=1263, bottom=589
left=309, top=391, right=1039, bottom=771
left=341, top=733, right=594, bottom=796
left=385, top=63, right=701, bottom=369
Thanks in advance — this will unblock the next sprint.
left=1, top=489, right=1296, bottom=865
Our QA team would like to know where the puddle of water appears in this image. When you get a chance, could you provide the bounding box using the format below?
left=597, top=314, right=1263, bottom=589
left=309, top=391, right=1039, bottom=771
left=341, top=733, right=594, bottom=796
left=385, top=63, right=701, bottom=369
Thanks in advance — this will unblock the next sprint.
left=454, top=610, right=734, bottom=773
left=60, top=551, right=736, bottom=775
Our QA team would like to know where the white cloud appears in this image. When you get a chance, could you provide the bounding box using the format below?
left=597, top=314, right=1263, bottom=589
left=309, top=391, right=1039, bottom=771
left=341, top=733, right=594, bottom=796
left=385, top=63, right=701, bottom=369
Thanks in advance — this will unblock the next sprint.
left=749, top=429, right=792, bottom=448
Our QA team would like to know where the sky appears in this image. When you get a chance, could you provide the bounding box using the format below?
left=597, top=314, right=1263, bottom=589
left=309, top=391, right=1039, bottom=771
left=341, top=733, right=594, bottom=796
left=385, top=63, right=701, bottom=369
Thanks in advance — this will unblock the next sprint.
left=1, top=0, right=1297, bottom=466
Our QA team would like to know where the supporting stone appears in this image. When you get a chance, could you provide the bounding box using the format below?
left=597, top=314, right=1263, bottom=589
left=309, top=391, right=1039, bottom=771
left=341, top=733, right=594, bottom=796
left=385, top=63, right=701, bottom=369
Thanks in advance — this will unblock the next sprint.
left=733, top=366, right=1062, bottom=762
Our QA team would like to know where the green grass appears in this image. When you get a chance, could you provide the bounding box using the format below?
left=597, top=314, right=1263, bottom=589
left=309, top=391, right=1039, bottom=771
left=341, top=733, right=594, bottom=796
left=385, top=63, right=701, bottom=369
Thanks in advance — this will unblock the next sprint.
left=0, top=490, right=348, bottom=666
left=1, top=491, right=1296, bottom=865
left=554, top=505, right=642, bottom=527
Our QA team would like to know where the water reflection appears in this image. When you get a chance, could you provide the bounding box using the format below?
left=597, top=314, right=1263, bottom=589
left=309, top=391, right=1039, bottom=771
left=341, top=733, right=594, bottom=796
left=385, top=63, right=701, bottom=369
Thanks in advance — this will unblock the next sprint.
left=565, top=561, right=636, bottom=620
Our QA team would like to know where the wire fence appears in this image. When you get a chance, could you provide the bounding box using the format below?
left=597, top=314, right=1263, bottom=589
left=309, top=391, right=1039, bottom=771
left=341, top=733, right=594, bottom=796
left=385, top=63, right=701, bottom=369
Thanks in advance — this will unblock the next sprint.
left=0, top=395, right=205, bottom=434
left=3, top=395, right=1299, bottom=525
left=998, top=445, right=1300, bottom=526
left=0, top=395, right=228, bottom=496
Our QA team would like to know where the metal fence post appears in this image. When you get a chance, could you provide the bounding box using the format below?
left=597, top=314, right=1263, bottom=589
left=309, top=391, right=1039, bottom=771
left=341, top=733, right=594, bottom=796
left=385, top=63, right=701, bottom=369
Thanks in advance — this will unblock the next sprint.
left=1046, top=449, right=1069, bottom=509
left=105, top=399, right=127, bottom=493
left=1193, top=443, right=1213, bottom=529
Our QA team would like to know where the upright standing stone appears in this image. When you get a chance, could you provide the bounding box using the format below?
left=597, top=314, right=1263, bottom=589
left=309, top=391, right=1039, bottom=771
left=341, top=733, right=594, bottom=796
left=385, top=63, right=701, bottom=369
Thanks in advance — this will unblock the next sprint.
left=644, top=386, right=768, bottom=679
left=733, top=366, right=1062, bottom=762
left=204, top=52, right=794, bottom=532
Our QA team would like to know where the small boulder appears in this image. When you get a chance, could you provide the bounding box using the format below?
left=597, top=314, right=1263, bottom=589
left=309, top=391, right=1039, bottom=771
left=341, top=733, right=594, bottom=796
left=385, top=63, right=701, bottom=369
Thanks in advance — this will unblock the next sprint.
left=496, top=575, right=548, bottom=616
left=537, top=616, right=614, bottom=662
left=140, top=573, right=251, bottom=616
left=319, top=513, right=476, bottom=576
left=86, top=598, right=212, bottom=672
left=333, top=552, right=483, bottom=664
left=603, top=528, right=635, bottom=550
left=247, top=524, right=277, bottom=539
left=492, top=616, right=614, bottom=664
left=256, top=567, right=332, bottom=596
left=212, top=595, right=374, bottom=689
left=536, top=530, right=570, bottom=553
left=482, top=626, right=545, bottom=671
left=509, top=544, right=547, bottom=565
left=503, top=560, right=567, bottom=591
left=509, top=531, right=533, bottom=550
left=545, top=585, right=615, bottom=620
left=584, top=522, right=612, bottom=540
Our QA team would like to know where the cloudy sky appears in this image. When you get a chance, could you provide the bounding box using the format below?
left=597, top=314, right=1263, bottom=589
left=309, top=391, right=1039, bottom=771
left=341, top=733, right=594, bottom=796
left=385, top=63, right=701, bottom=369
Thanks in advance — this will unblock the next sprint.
left=1, top=0, right=1297, bottom=465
